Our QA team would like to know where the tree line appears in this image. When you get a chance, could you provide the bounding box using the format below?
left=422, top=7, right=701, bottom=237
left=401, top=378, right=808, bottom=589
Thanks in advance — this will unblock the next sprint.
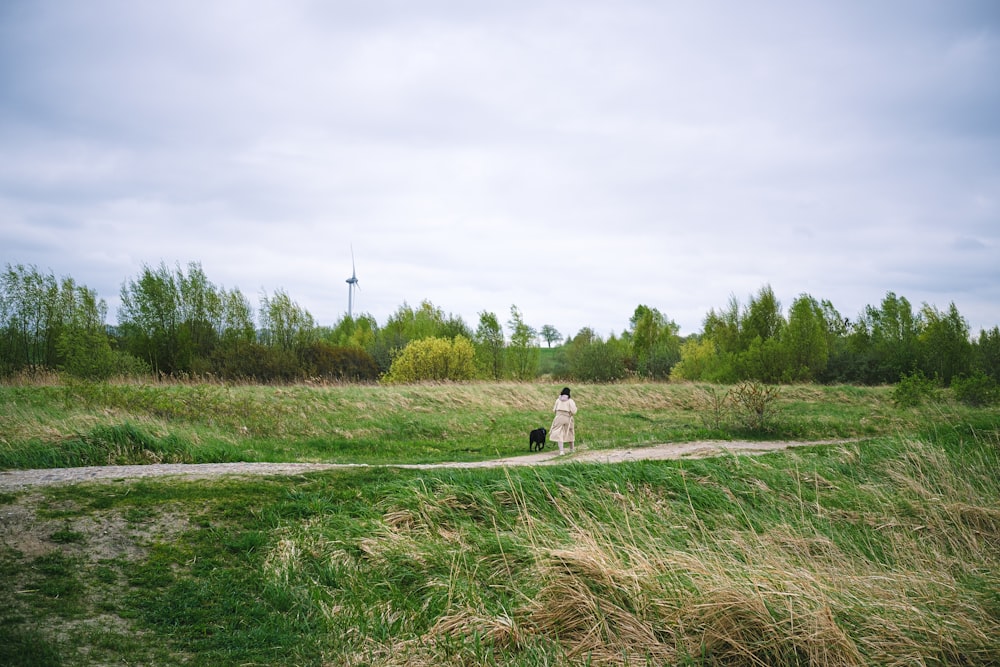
left=2, top=262, right=998, bottom=392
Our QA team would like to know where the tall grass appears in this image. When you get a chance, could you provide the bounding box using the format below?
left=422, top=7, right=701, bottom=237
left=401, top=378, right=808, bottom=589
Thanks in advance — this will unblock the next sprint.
left=342, top=429, right=1000, bottom=665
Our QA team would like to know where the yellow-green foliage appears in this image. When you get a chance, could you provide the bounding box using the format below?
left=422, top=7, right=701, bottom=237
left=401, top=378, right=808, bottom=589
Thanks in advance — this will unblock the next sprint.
left=671, top=338, right=722, bottom=381
left=382, top=336, right=475, bottom=383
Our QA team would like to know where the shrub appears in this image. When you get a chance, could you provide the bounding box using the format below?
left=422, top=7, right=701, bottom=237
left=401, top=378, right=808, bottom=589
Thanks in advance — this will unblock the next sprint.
left=730, top=380, right=781, bottom=432
left=569, top=339, right=629, bottom=382
left=696, top=384, right=732, bottom=430
left=299, top=341, right=379, bottom=382
left=382, top=336, right=475, bottom=383
left=671, top=339, right=737, bottom=383
left=893, top=371, right=938, bottom=407
left=637, top=340, right=681, bottom=380
left=951, top=371, right=999, bottom=407
left=211, top=341, right=299, bottom=383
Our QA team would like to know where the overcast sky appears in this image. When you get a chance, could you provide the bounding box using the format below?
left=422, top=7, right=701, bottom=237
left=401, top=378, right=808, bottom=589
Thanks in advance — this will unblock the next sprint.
left=2, top=1, right=998, bottom=340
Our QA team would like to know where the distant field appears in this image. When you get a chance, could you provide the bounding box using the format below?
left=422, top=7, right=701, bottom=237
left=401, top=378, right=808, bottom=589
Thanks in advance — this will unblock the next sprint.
left=1, top=380, right=998, bottom=665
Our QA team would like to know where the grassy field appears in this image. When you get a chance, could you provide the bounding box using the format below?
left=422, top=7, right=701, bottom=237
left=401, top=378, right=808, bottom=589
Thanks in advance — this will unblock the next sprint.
left=1, top=380, right=998, bottom=665
left=0, top=380, right=947, bottom=469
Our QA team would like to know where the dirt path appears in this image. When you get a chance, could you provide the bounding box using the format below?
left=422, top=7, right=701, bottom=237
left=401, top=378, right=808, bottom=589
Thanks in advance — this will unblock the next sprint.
left=0, top=440, right=854, bottom=492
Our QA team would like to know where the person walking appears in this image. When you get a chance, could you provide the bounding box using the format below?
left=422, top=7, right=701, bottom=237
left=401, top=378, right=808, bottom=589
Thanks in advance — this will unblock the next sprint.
left=550, top=387, right=578, bottom=455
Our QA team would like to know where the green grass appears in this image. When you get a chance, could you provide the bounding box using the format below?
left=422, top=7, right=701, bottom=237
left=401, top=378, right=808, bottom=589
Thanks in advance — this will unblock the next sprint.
left=0, top=380, right=979, bottom=470
left=1, top=380, right=999, bottom=665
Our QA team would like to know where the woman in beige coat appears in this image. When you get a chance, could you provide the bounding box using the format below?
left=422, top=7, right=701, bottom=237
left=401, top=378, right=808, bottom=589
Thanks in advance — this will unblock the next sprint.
left=550, top=387, right=578, bottom=455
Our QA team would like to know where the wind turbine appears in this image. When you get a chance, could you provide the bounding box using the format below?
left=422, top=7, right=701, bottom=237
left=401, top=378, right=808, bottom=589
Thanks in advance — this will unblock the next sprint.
left=346, top=246, right=359, bottom=318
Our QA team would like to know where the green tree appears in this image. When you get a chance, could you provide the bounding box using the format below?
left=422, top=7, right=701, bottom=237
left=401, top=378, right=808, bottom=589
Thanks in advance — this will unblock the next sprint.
left=219, top=287, right=256, bottom=346
left=474, top=311, right=505, bottom=380
left=627, top=305, right=681, bottom=379
left=701, top=285, right=786, bottom=382
left=700, top=296, right=741, bottom=381
left=975, top=326, right=1000, bottom=381
left=740, top=285, right=784, bottom=348
left=324, top=313, right=378, bottom=351
left=737, top=336, right=786, bottom=384
left=817, top=300, right=858, bottom=383
left=918, top=302, right=972, bottom=385
left=389, top=301, right=448, bottom=340
left=438, top=312, right=474, bottom=341
left=0, top=264, right=64, bottom=370
left=703, top=296, right=742, bottom=357
left=371, top=300, right=469, bottom=373
left=782, top=294, right=829, bottom=382
left=259, top=289, right=316, bottom=352
left=350, top=314, right=379, bottom=350
left=176, top=262, right=222, bottom=372
left=736, top=287, right=787, bottom=383
left=118, top=262, right=181, bottom=375
left=1, top=264, right=147, bottom=378
left=539, top=324, right=562, bottom=348
left=506, top=305, right=538, bottom=380
left=670, top=337, right=733, bottom=382
left=209, top=287, right=257, bottom=379
left=118, top=261, right=234, bottom=376
left=57, top=283, right=118, bottom=379
left=370, top=301, right=427, bottom=367
left=567, top=330, right=628, bottom=382
left=860, top=292, right=922, bottom=383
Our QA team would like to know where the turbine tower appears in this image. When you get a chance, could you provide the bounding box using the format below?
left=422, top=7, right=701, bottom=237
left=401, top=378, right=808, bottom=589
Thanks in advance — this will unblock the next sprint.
left=346, top=246, right=359, bottom=318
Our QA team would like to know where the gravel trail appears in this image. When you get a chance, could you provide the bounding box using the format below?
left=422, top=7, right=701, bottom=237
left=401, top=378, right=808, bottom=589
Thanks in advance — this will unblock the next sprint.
left=0, top=440, right=854, bottom=492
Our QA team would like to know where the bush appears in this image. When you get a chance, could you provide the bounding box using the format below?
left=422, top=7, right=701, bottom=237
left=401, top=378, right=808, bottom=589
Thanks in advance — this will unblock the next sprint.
left=569, top=339, right=629, bottom=382
left=695, top=384, right=732, bottom=430
left=893, top=371, right=938, bottom=407
left=730, top=380, right=781, bottom=432
left=299, top=341, right=379, bottom=382
left=382, top=336, right=475, bottom=383
left=670, top=339, right=737, bottom=383
left=951, top=371, right=999, bottom=407
left=637, top=340, right=681, bottom=380
left=211, top=341, right=299, bottom=383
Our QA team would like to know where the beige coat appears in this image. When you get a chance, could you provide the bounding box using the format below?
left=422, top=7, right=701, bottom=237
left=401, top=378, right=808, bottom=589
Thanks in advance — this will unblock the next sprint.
left=550, top=395, right=578, bottom=443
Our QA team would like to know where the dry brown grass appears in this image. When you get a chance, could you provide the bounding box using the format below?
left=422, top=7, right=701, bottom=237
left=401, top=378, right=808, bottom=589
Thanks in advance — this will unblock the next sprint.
left=516, top=530, right=868, bottom=666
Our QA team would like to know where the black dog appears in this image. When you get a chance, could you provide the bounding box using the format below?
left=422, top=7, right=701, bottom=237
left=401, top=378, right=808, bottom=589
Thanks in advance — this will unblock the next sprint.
left=529, top=427, right=547, bottom=452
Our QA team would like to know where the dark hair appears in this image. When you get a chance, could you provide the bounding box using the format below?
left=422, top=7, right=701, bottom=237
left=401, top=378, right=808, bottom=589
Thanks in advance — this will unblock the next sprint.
left=560, top=387, right=571, bottom=397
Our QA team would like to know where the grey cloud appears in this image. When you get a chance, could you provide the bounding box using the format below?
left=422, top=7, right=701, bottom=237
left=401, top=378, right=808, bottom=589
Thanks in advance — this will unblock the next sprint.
left=1, top=1, right=998, bottom=338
